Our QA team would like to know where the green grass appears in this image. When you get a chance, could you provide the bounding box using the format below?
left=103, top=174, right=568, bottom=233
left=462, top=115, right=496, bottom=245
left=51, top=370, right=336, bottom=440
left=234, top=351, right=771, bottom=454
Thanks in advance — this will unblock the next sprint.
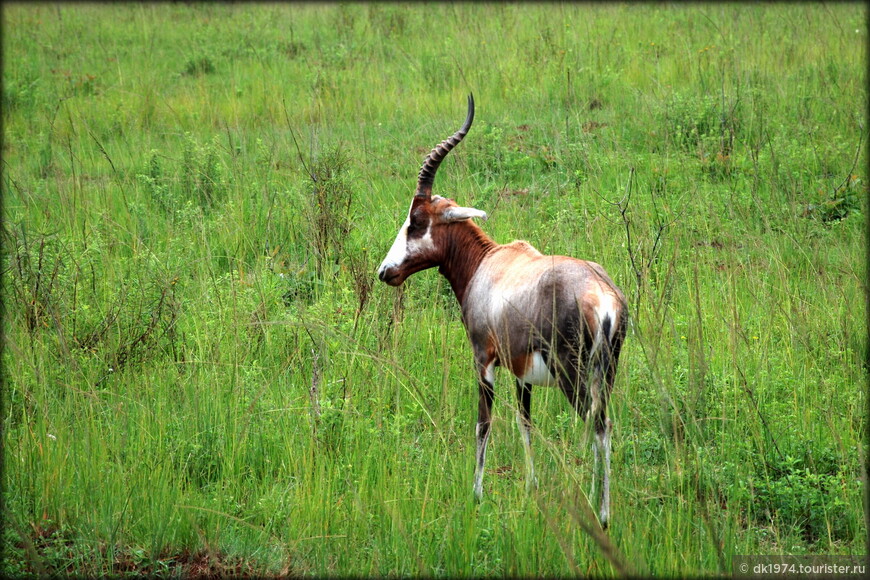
left=2, top=2, right=867, bottom=576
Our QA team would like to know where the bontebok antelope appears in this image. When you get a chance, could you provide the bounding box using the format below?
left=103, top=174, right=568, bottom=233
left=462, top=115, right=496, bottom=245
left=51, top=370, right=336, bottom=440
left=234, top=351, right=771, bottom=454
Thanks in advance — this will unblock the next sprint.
left=377, top=95, right=627, bottom=528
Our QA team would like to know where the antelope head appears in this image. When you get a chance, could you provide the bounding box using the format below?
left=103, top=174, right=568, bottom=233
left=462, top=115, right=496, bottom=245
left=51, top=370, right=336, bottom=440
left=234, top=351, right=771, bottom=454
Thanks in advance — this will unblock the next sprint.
left=377, top=95, right=487, bottom=286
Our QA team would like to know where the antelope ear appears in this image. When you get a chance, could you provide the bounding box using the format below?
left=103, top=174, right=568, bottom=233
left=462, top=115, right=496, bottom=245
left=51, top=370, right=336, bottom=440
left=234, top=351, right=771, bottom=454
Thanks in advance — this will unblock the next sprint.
left=442, top=206, right=488, bottom=222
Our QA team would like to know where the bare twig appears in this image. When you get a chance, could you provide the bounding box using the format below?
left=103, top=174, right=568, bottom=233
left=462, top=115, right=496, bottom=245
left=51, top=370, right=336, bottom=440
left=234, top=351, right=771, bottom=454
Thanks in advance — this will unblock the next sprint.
left=616, top=168, right=643, bottom=296
left=300, top=322, right=323, bottom=433
left=833, top=129, right=864, bottom=195
left=309, top=347, right=322, bottom=430
left=613, top=168, right=683, bottom=317
left=87, top=130, right=114, bottom=174
left=281, top=97, right=316, bottom=183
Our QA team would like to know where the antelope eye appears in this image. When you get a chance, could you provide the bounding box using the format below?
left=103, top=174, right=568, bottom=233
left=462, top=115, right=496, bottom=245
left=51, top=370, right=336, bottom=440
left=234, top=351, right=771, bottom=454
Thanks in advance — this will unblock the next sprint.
left=407, top=214, right=426, bottom=236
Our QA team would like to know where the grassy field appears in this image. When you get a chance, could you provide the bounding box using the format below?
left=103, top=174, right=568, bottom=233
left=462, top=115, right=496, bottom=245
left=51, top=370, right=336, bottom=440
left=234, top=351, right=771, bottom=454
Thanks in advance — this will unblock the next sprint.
left=2, top=3, right=867, bottom=576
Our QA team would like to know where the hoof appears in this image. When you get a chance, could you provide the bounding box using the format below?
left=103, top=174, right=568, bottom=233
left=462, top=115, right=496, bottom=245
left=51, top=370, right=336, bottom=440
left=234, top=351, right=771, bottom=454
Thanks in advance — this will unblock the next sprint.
left=525, top=476, right=539, bottom=492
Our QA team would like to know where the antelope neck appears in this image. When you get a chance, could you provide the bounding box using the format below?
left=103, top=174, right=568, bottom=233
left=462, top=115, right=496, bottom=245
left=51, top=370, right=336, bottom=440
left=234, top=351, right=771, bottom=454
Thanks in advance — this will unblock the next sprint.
left=438, top=221, right=497, bottom=307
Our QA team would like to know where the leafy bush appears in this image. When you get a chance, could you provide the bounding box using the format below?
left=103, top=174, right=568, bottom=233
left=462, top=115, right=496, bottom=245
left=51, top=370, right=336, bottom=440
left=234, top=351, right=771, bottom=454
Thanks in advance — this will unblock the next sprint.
left=803, top=175, right=864, bottom=223
left=755, top=459, right=858, bottom=543
left=732, top=445, right=862, bottom=544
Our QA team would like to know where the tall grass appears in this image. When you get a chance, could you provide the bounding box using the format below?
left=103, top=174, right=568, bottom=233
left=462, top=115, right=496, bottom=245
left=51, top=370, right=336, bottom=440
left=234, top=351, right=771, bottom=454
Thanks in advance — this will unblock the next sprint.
left=2, top=3, right=867, bottom=576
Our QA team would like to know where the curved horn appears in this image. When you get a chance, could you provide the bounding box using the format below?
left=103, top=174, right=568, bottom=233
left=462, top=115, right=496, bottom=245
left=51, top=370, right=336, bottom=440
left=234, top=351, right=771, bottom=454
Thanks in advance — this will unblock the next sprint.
left=416, top=94, right=475, bottom=198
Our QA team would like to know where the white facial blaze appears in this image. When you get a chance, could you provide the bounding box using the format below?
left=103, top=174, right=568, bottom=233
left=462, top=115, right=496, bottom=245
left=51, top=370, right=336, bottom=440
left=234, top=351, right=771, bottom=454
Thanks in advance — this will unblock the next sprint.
left=378, top=215, right=411, bottom=276
left=377, top=203, right=434, bottom=278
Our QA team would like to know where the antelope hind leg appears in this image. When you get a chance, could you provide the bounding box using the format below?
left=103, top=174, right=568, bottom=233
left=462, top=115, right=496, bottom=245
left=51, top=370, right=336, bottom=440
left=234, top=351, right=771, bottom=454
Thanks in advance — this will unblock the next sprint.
left=515, top=380, right=538, bottom=492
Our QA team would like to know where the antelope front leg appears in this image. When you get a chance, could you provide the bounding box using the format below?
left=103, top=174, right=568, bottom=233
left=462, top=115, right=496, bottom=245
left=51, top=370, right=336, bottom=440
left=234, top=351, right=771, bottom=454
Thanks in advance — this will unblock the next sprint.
left=515, top=380, right=538, bottom=492
left=473, top=363, right=495, bottom=501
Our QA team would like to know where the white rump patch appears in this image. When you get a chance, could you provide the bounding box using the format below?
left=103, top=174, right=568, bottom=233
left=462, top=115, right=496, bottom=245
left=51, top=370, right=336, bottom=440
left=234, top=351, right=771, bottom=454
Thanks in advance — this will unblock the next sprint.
left=519, top=351, right=556, bottom=387
left=598, top=293, right=618, bottom=340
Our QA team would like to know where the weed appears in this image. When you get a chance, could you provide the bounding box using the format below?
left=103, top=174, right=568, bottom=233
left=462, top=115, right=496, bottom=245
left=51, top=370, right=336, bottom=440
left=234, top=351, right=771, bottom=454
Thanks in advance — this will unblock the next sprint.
left=3, top=225, right=65, bottom=334
left=180, top=133, right=226, bottom=208
left=277, top=40, right=305, bottom=59
left=182, top=55, right=216, bottom=77
left=306, top=146, right=355, bottom=280
left=137, top=150, right=178, bottom=215
left=2, top=75, right=41, bottom=112
left=802, top=175, right=865, bottom=223
left=347, top=245, right=374, bottom=325
left=174, top=426, right=225, bottom=490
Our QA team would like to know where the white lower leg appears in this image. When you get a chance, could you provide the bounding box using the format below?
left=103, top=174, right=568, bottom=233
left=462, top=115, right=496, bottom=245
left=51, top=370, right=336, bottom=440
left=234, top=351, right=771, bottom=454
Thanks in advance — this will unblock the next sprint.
left=595, top=420, right=613, bottom=526
left=515, top=411, right=538, bottom=491
left=591, top=436, right=600, bottom=503
left=473, top=423, right=490, bottom=501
